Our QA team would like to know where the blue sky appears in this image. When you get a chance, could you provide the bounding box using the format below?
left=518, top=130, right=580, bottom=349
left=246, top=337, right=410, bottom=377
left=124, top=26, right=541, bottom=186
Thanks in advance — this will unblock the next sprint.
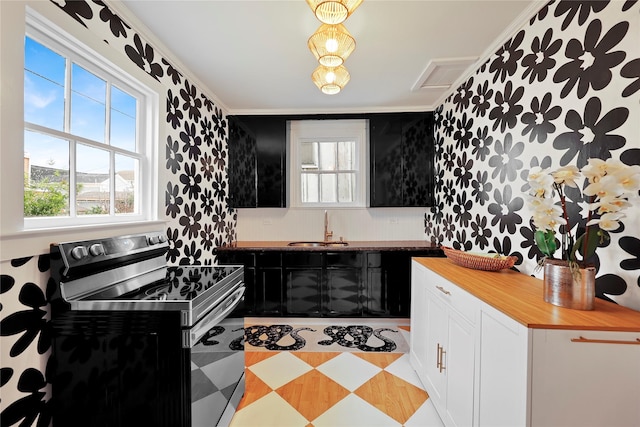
left=24, top=36, right=137, bottom=175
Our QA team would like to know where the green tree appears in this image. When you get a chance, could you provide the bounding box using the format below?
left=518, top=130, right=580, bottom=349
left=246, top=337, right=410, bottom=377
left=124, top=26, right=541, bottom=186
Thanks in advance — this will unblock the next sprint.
left=24, top=174, right=68, bottom=217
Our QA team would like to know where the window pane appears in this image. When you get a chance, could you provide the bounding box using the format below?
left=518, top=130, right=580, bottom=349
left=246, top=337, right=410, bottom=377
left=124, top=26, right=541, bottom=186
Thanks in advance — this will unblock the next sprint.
left=71, top=64, right=106, bottom=143
left=111, top=86, right=137, bottom=151
left=338, top=141, right=355, bottom=170
left=301, top=173, right=318, bottom=203
left=300, top=142, right=318, bottom=170
left=24, top=37, right=65, bottom=130
left=318, top=142, right=336, bottom=171
left=320, top=174, right=337, bottom=202
left=338, top=173, right=355, bottom=202
left=115, top=155, right=137, bottom=214
left=76, top=144, right=110, bottom=215
left=24, top=130, right=70, bottom=217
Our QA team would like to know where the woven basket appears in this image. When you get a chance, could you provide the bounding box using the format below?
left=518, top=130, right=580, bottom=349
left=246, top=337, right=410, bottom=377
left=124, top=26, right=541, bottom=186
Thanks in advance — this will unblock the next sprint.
left=442, top=246, right=517, bottom=271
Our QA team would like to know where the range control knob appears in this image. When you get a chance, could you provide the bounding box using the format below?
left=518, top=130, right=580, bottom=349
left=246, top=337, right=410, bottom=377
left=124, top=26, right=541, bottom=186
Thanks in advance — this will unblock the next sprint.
left=70, top=246, right=88, bottom=260
left=158, top=234, right=168, bottom=243
left=148, top=235, right=160, bottom=245
left=89, top=243, right=104, bottom=256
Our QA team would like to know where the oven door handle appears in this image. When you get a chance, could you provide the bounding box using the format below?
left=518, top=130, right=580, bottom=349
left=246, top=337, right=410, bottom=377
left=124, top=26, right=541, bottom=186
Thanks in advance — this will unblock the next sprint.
left=185, top=285, right=245, bottom=348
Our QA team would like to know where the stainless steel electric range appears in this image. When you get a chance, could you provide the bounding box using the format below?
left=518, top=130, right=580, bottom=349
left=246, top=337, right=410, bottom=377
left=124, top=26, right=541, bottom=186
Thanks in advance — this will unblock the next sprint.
left=49, top=232, right=245, bottom=427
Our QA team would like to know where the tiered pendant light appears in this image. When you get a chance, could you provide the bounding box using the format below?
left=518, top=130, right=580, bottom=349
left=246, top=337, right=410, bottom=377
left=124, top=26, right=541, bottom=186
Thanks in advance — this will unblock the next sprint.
left=307, top=0, right=362, bottom=94
left=308, top=23, right=355, bottom=67
left=311, top=64, right=350, bottom=95
left=305, top=0, right=364, bottom=24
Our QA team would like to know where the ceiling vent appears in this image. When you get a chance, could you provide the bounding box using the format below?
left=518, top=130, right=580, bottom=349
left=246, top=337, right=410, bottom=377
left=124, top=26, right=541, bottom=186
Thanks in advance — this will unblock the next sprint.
left=412, top=57, right=478, bottom=91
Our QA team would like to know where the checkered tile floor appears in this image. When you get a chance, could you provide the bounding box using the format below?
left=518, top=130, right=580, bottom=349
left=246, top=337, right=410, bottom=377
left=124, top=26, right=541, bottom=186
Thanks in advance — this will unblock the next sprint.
left=229, top=322, right=444, bottom=427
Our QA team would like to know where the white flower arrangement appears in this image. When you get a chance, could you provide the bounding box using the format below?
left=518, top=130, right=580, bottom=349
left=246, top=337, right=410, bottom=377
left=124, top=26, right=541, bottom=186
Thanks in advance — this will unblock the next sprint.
left=527, top=158, right=640, bottom=266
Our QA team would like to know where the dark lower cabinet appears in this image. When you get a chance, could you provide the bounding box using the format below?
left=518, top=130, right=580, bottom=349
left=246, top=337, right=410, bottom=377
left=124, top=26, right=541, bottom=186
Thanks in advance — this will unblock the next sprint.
left=50, top=311, right=188, bottom=427
left=216, top=248, right=441, bottom=317
left=255, top=252, right=283, bottom=315
left=283, top=252, right=362, bottom=317
left=284, top=252, right=323, bottom=315
left=324, top=252, right=362, bottom=316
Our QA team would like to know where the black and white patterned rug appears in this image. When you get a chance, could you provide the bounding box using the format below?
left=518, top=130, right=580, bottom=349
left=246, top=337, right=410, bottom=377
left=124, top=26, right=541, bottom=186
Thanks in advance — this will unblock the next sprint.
left=242, top=319, right=410, bottom=353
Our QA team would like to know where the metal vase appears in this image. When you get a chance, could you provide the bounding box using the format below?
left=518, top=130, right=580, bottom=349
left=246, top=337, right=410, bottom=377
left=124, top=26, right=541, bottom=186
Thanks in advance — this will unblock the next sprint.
left=543, top=259, right=596, bottom=310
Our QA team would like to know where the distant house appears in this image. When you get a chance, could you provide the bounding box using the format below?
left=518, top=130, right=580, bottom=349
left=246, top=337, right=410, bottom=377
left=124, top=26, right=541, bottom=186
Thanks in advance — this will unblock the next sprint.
left=25, top=157, right=135, bottom=213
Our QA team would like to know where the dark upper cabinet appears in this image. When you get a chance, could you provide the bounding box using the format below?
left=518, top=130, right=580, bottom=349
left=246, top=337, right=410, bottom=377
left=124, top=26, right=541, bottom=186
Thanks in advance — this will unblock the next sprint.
left=369, top=112, right=435, bottom=207
left=228, top=117, right=257, bottom=208
left=228, top=112, right=434, bottom=208
left=227, top=115, right=286, bottom=208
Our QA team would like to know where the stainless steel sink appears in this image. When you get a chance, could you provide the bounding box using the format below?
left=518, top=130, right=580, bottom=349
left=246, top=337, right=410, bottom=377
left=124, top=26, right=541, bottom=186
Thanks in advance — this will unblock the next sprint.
left=287, top=241, right=349, bottom=247
left=287, top=241, right=326, bottom=247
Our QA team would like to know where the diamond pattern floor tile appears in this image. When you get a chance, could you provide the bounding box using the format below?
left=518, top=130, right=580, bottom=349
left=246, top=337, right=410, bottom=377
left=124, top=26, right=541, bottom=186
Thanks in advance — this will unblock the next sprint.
left=354, top=370, right=429, bottom=424
left=249, top=352, right=313, bottom=389
left=315, top=352, right=382, bottom=391
left=276, top=369, right=350, bottom=422
left=312, top=394, right=401, bottom=427
left=230, top=391, right=309, bottom=427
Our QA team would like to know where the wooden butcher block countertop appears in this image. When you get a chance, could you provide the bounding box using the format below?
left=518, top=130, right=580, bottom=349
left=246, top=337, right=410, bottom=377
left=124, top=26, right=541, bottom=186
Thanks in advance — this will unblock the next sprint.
left=415, top=257, right=640, bottom=333
left=218, top=240, right=442, bottom=252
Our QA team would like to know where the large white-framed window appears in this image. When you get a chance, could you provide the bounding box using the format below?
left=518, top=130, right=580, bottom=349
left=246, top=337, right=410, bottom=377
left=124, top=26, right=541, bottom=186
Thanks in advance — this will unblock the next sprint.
left=289, top=119, right=367, bottom=208
left=23, top=13, right=157, bottom=229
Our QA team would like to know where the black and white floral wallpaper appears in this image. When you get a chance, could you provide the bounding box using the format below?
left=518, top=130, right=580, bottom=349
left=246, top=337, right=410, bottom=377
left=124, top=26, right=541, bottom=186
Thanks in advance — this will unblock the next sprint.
left=1, top=0, right=235, bottom=424
left=426, top=0, right=640, bottom=310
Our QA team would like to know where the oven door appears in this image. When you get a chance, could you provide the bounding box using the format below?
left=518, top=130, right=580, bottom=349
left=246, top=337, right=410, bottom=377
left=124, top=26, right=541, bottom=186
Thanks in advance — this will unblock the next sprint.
left=188, top=285, right=245, bottom=427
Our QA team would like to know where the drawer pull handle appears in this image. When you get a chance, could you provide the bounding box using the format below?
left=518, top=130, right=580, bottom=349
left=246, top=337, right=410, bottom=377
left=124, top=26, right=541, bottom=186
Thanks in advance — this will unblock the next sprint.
left=571, top=336, right=640, bottom=345
left=436, top=343, right=446, bottom=373
left=436, top=286, right=451, bottom=295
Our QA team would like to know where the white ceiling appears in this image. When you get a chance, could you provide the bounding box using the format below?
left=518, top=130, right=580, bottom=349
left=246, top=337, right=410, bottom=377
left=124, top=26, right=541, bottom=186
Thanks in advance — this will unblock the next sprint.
left=116, top=0, right=544, bottom=115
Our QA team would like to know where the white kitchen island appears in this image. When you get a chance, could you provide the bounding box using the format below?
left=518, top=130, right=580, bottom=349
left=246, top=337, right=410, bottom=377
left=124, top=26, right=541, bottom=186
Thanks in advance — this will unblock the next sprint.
left=410, top=257, right=640, bottom=427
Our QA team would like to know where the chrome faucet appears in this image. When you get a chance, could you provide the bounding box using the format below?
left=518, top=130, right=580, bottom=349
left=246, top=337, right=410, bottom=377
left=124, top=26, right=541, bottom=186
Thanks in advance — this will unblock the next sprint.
left=324, top=210, right=333, bottom=242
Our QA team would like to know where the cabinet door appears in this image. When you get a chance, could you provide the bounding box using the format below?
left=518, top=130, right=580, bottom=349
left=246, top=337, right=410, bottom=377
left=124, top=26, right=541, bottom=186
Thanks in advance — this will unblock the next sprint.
left=284, top=253, right=323, bottom=316
left=254, top=116, right=287, bottom=208
left=444, top=310, right=475, bottom=427
left=530, top=329, right=640, bottom=427
left=401, top=114, right=434, bottom=206
left=423, top=287, right=448, bottom=406
left=410, top=261, right=428, bottom=379
left=285, top=269, right=322, bottom=315
left=370, top=114, right=404, bottom=206
left=369, top=112, right=434, bottom=207
left=325, top=252, right=362, bottom=316
left=478, top=305, right=529, bottom=427
left=227, top=116, right=286, bottom=208
left=365, top=252, right=386, bottom=315
left=255, top=253, right=283, bottom=315
left=325, top=268, right=362, bottom=316
left=227, top=116, right=257, bottom=208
